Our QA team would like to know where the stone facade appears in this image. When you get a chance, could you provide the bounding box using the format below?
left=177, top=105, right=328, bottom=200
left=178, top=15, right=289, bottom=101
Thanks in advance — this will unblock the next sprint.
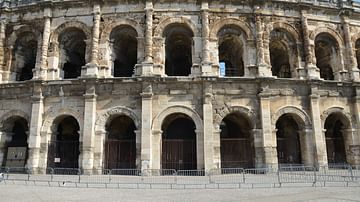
left=0, top=0, right=360, bottom=172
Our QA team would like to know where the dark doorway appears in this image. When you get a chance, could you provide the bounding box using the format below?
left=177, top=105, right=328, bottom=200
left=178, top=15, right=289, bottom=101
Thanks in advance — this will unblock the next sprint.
left=104, top=115, right=136, bottom=169
left=269, top=40, right=291, bottom=78
left=59, top=28, right=86, bottom=79
left=162, top=113, right=197, bottom=170
left=47, top=116, right=80, bottom=169
left=164, top=24, right=193, bottom=76
left=325, top=114, right=347, bottom=165
left=218, top=26, right=244, bottom=77
left=220, top=113, right=254, bottom=168
left=13, top=32, right=37, bottom=81
left=1, top=117, right=29, bottom=167
left=276, top=115, right=302, bottom=165
left=110, top=26, right=138, bottom=77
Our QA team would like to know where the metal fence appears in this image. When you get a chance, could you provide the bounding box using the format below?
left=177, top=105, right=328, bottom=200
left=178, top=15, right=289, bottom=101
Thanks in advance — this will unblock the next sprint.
left=1, top=164, right=359, bottom=188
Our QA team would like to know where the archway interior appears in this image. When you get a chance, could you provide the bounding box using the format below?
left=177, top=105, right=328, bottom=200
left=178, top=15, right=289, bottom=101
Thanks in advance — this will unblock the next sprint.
left=324, top=113, right=347, bottom=165
left=218, top=26, right=244, bottom=76
left=104, top=115, right=136, bottom=169
left=355, top=39, right=360, bottom=70
left=1, top=117, right=28, bottom=167
left=110, top=26, right=138, bottom=77
left=164, top=24, right=193, bottom=76
left=161, top=113, right=196, bottom=170
left=315, top=33, right=338, bottom=80
left=220, top=113, right=254, bottom=168
left=47, top=116, right=80, bottom=169
left=276, top=114, right=302, bottom=165
left=59, top=28, right=86, bottom=79
left=13, top=32, right=37, bottom=81
left=269, top=29, right=293, bottom=78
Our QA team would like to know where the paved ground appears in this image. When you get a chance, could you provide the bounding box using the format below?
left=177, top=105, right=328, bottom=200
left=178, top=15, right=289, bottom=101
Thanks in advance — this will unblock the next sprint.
left=0, top=183, right=360, bottom=202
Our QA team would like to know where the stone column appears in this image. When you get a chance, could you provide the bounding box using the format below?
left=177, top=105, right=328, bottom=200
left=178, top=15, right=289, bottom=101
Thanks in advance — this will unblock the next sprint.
left=135, top=130, right=141, bottom=169
left=310, top=86, right=328, bottom=166
left=152, top=130, right=161, bottom=170
left=135, top=1, right=154, bottom=76
left=213, top=128, right=221, bottom=169
left=200, top=1, right=215, bottom=76
left=255, top=14, right=271, bottom=77
left=34, top=8, right=51, bottom=80
left=83, top=3, right=100, bottom=77
left=141, top=84, right=153, bottom=170
left=342, top=16, right=359, bottom=81
left=299, top=128, right=315, bottom=167
left=0, top=19, right=5, bottom=82
left=81, top=84, right=97, bottom=172
left=93, top=130, right=105, bottom=171
left=301, top=11, right=320, bottom=79
left=203, top=87, right=215, bottom=171
left=27, top=84, right=44, bottom=172
left=258, top=89, right=277, bottom=167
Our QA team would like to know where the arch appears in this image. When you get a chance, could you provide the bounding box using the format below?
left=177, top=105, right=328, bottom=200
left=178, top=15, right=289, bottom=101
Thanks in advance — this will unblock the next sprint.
left=272, top=106, right=312, bottom=130
left=50, top=21, right=91, bottom=43
left=7, top=25, right=42, bottom=47
left=154, top=17, right=200, bottom=37
left=41, top=107, right=83, bottom=135
left=0, top=110, right=30, bottom=130
left=270, top=22, right=301, bottom=44
left=95, top=106, right=140, bottom=133
left=210, top=18, right=253, bottom=40
left=310, top=27, right=344, bottom=47
left=100, top=19, right=143, bottom=44
left=321, top=107, right=352, bottom=129
left=152, top=105, right=203, bottom=132
left=214, top=106, right=256, bottom=130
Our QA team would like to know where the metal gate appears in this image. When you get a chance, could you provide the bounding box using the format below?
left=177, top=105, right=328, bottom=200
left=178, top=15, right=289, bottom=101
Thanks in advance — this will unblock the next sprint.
left=277, top=137, right=301, bottom=164
left=104, top=139, right=136, bottom=169
left=162, top=139, right=196, bottom=170
left=47, top=140, right=80, bottom=169
left=221, top=138, right=253, bottom=168
left=326, top=137, right=346, bottom=164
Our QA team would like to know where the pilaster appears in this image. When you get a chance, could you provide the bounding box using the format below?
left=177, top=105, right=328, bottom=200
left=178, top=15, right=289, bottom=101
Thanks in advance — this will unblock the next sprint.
left=203, top=82, right=214, bottom=170
left=200, top=2, right=215, bottom=76
left=0, top=19, right=5, bottom=82
left=141, top=83, right=153, bottom=170
left=310, top=85, right=328, bottom=166
left=27, top=84, right=44, bottom=171
left=81, top=83, right=97, bottom=171
left=342, top=16, right=359, bottom=81
left=255, top=13, right=271, bottom=77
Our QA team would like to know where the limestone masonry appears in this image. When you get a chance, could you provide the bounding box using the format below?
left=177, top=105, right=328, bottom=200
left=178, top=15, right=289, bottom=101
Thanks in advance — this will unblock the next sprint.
left=0, top=0, right=360, bottom=173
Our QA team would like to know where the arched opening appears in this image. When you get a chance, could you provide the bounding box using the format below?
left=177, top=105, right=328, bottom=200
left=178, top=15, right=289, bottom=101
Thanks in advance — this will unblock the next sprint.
left=0, top=116, right=29, bottom=168
left=324, top=113, right=348, bottom=165
left=220, top=113, right=254, bottom=168
left=13, top=32, right=38, bottom=81
left=164, top=24, right=193, bottom=76
left=315, top=33, right=339, bottom=80
left=59, top=28, right=86, bottom=79
left=217, top=26, right=245, bottom=77
left=47, top=116, right=80, bottom=169
left=110, top=26, right=138, bottom=77
left=276, top=114, right=302, bottom=165
left=104, top=115, right=136, bottom=169
left=355, top=39, right=360, bottom=70
left=161, top=113, right=196, bottom=170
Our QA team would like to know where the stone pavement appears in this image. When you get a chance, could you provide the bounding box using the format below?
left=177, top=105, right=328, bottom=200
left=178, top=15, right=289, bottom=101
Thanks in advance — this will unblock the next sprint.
left=0, top=183, right=360, bottom=202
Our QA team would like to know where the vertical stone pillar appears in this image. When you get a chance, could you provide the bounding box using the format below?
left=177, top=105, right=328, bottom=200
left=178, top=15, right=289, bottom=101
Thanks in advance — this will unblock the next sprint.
left=342, top=16, right=359, bottom=81
left=258, top=88, right=277, bottom=167
left=83, top=3, right=100, bottom=77
left=135, top=1, right=154, bottom=76
left=299, top=128, right=315, bottom=167
left=0, top=19, right=5, bottom=82
left=213, top=128, right=221, bottom=169
left=200, top=1, right=215, bottom=76
left=135, top=130, right=141, bottom=169
left=81, top=84, right=97, bottom=172
left=253, top=129, right=266, bottom=168
left=203, top=86, right=215, bottom=171
left=27, top=84, right=44, bottom=172
left=141, top=83, right=153, bottom=170
left=310, top=86, right=328, bottom=166
left=301, top=11, right=320, bottom=79
left=33, top=8, right=51, bottom=80
left=93, top=130, right=105, bottom=171
left=255, top=14, right=271, bottom=77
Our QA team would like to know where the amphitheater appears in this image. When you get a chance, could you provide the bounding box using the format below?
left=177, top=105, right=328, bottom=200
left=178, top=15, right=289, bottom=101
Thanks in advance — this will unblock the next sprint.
left=0, top=0, right=360, bottom=174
